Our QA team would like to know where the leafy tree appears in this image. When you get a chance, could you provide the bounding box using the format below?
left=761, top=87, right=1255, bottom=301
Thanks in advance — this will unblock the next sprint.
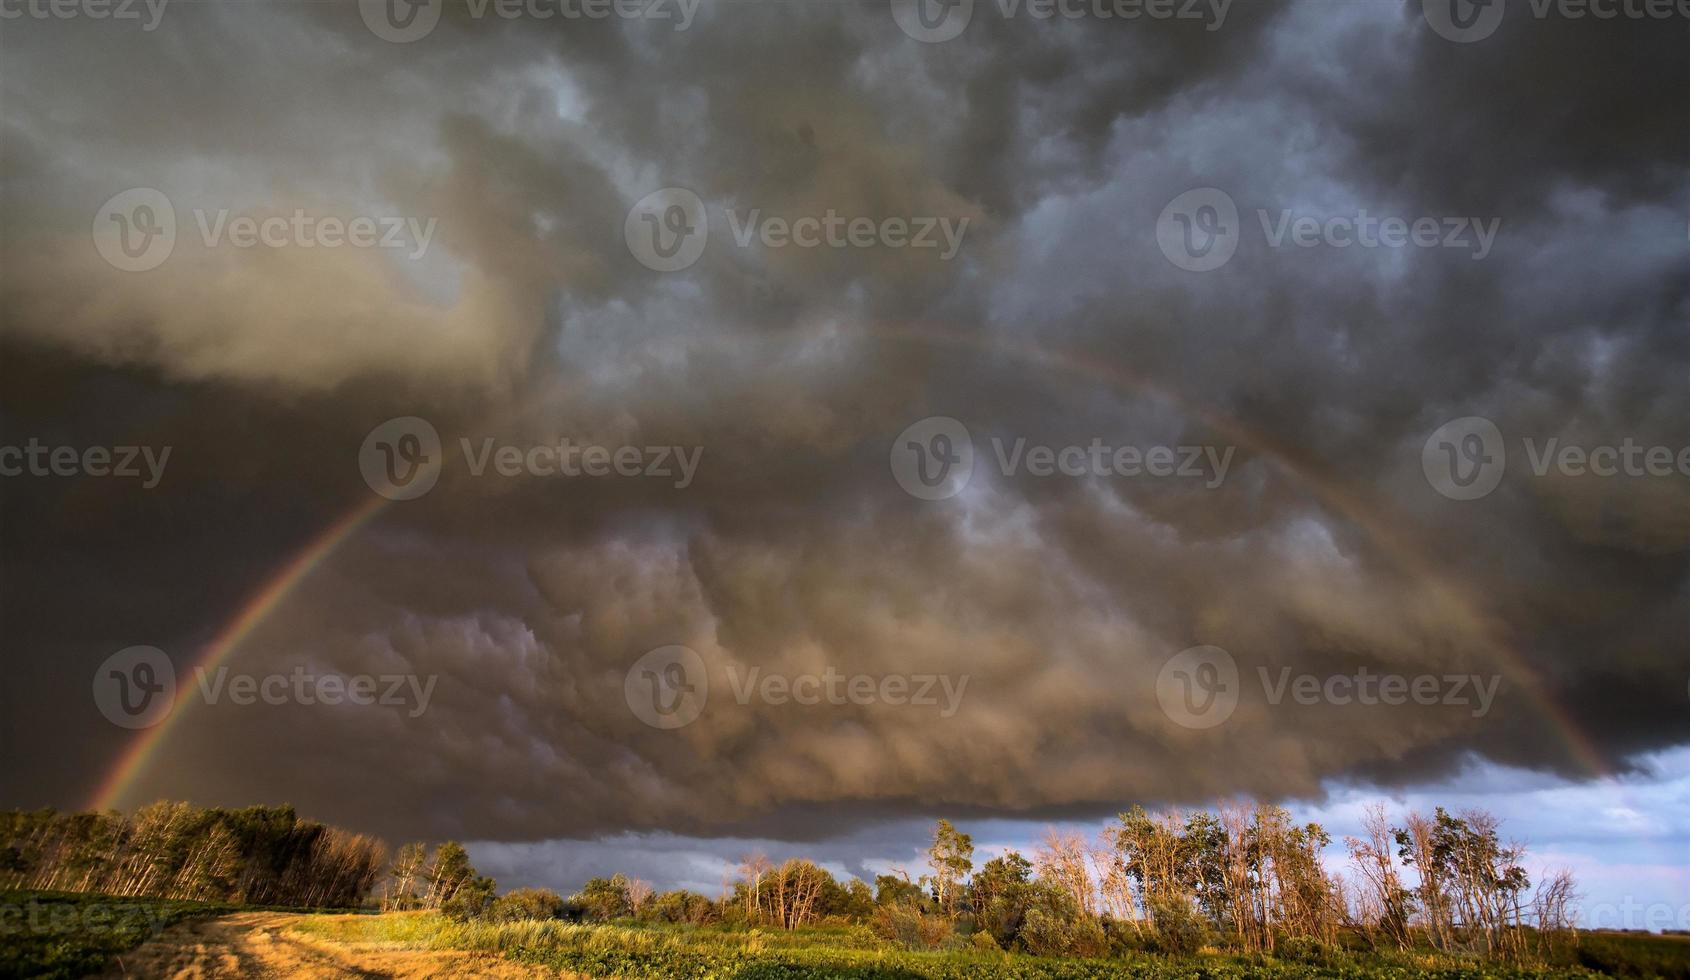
left=927, top=819, right=974, bottom=921
left=576, top=873, right=633, bottom=921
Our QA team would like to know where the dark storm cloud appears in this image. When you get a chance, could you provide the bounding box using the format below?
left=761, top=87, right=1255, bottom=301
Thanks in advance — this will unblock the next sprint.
left=1, top=0, right=1686, bottom=845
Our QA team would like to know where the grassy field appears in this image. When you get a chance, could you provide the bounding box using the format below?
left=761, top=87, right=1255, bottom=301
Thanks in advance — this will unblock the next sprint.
left=0, top=890, right=360, bottom=980
left=293, top=912, right=1690, bottom=979
left=0, top=890, right=243, bottom=980
left=6, top=891, right=1687, bottom=979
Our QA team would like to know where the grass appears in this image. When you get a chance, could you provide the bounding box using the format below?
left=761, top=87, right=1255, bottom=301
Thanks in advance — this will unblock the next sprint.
left=293, top=913, right=1670, bottom=979
left=0, top=889, right=364, bottom=980
left=8, top=891, right=1686, bottom=979
left=0, top=890, right=238, bottom=980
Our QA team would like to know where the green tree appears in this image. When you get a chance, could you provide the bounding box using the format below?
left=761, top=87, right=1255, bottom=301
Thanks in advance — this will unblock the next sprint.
left=927, top=819, right=974, bottom=920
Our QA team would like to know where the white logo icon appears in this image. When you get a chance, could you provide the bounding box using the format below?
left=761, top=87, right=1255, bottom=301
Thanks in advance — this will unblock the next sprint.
left=1156, top=645, right=1239, bottom=730
left=1157, top=188, right=1239, bottom=273
left=891, top=417, right=974, bottom=501
left=891, top=0, right=974, bottom=42
left=1422, top=0, right=1504, bottom=43
left=359, top=0, right=443, bottom=42
left=93, top=189, right=176, bottom=273
left=94, top=646, right=176, bottom=730
left=625, top=188, right=709, bottom=272
left=1423, top=416, right=1506, bottom=500
left=360, top=417, right=443, bottom=501
left=625, top=645, right=709, bottom=729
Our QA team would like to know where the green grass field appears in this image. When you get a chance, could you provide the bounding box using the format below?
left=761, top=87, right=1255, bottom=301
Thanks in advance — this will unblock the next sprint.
left=6, top=891, right=1687, bottom=980
left=294, top=912, right=1690, bottom=979
left=0, top=890, right=240, bottom=980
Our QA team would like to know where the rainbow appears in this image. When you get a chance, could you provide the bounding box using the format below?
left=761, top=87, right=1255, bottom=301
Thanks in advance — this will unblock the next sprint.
left=88, top=323, right=1615, bottom=812
left=87, top=494, right=391, bottom=811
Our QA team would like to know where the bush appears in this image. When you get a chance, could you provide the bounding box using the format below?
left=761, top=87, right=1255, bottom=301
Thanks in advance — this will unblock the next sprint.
left=869, top=901, right=953, bottom=950
left=1146, top=897, right=1208, bottom=957
left=441, top=875, right=497, bottom=922
left=971, top=929, right=1002, bottom=952
left=1015, top=906, right=1108, bottom=958
left=1276, top=934, right=1340, bottom=966
left=491, top=887, right=566, bottom=922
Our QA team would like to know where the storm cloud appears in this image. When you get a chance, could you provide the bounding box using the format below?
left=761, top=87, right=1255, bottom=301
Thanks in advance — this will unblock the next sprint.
left=1, top=0, right=1686, bottom=853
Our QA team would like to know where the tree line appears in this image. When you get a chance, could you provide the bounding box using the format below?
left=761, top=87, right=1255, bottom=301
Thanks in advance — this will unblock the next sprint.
left=458, top=803, right=1579, bottom=965
left=0, top=802, right=384, bottom=908
left=2, top=798, right=1584, bottom=966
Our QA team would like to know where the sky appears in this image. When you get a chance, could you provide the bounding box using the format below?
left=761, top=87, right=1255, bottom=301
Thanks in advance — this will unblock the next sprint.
left=1, top=0, right=1687, bottom=927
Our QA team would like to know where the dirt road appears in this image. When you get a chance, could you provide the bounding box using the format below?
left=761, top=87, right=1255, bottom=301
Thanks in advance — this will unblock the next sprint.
left=95, top=912, right=570, bottom=979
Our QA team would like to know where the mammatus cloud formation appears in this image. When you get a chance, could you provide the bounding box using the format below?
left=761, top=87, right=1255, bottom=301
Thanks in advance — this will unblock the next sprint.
left=1, top=0, right=1686, bottom=855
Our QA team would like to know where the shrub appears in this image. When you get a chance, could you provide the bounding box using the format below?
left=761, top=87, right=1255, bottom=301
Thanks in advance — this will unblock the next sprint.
left=441, top=875, right=497, bottom=921
left=491, top=887, right=566, bottom=922
left=1145, top=897, right=1207, bottom=957
left=1016, top=906, right=1108, bottom=958
left=971, top=929, right=1002, bottom=952
left=870, top=901, right=953, bottom=950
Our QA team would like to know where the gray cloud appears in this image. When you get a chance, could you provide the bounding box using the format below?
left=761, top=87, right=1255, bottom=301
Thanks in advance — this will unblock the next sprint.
left=1, top=0, right=1686, bottom=850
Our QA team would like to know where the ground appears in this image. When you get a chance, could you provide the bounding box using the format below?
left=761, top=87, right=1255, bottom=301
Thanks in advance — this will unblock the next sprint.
left=93, top=912, right=569, bottom=980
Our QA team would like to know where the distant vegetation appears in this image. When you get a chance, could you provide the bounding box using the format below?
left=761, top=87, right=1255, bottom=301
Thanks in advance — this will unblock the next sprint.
left=0, top=802, right=383, bottom=907
left=6, top=800, right=1685, bottom=978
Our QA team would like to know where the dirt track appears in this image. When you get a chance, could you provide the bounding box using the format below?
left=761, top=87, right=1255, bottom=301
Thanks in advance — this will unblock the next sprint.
left=95, top=912, right=569, bottom=979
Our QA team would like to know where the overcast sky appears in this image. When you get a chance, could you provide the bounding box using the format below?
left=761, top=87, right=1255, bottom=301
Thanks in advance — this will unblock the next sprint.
left=1, top=0, right=1686, bottom=927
